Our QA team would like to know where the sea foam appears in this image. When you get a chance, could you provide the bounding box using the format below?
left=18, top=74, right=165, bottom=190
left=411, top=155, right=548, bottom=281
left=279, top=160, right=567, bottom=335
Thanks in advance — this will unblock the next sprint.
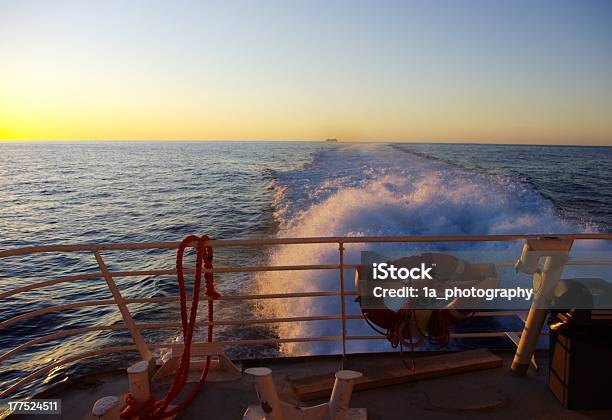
left=257, top=143, right=584, bottom=355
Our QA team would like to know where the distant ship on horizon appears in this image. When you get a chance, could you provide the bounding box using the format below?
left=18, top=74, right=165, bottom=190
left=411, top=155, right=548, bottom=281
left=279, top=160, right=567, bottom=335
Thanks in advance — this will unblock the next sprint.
left=325, top=138, right=338, bottom=142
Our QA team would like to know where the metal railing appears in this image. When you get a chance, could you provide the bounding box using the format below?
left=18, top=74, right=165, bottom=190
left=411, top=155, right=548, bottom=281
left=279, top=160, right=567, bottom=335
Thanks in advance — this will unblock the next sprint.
left=1, top=233, right=611, bottom=398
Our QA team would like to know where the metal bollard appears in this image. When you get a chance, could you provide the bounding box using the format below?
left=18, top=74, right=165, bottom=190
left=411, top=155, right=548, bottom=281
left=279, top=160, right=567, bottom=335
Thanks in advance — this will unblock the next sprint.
left=127, top=360, right=151, bottom=406
left=244, top=367, right=365, bottom=420
left=92, top=396, right=120, bottom=420
left=328, top=370, right=362, bottom=420
left=245, top=367, right=285, bottom=420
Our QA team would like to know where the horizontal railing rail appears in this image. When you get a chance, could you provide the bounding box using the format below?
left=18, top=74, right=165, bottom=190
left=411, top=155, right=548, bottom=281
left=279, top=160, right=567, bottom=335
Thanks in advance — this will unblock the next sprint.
left=4, top=257, right=612, bottom=301
left=2, top=233, right=612, bottom=258
left=1, top=233, right=611, bottom=398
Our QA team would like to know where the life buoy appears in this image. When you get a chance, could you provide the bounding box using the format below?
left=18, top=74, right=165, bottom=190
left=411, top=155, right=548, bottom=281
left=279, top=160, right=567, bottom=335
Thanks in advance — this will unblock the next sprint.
left=355, top=253, right=496, bottom=348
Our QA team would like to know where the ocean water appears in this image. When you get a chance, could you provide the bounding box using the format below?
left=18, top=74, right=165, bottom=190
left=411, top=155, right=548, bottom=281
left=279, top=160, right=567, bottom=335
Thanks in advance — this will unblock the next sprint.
left=1, top=141, right=611, bottom=396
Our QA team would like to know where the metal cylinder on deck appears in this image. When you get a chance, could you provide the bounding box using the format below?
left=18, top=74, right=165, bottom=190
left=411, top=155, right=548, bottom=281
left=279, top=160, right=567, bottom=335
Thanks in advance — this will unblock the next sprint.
left=92, top=396, right=120, bottom=420
left=127, top=360, right=151, bottom=406
left=245, top=367, right=285, bottom=420
left=328, top=370, right=362, bottom=420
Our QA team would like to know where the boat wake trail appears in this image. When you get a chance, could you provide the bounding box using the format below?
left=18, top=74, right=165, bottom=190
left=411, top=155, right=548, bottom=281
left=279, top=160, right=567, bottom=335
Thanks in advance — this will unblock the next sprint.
left=257, top=143, right=586, bottom=355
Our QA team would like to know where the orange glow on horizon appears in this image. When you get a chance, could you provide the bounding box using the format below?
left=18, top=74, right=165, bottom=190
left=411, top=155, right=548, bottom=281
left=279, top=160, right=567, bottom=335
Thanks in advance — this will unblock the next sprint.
left=1, top=1, right=611, bottom=146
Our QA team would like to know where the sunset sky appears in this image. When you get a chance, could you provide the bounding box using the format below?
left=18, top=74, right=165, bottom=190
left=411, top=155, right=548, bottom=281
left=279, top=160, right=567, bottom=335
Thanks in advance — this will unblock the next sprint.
left=1, top=0, right=611, bottom=144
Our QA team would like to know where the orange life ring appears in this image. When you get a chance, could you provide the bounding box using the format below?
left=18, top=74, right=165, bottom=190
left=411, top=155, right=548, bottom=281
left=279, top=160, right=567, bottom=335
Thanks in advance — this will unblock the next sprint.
left=355, top=253, right=491, bottom=346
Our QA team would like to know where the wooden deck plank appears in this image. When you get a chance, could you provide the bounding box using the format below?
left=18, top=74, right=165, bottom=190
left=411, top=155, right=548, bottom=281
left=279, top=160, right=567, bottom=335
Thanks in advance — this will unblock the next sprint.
left=290, top=349, right=503, bottom=401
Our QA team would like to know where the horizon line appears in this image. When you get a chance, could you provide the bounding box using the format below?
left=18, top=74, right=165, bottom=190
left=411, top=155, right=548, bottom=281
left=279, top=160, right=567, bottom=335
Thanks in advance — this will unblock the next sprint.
left=1, top=139, right=611, bottom=147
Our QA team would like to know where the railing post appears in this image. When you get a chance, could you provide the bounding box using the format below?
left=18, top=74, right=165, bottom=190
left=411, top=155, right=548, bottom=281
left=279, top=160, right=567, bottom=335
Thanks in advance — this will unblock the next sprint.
left=338, top=242, right=347, bottom=364
left=93, top=250, right=152, bottom=362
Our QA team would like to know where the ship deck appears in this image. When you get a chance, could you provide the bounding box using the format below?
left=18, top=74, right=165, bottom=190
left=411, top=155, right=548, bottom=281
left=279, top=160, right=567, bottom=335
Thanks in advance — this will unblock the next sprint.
left=4, top=235, right=612, bottom=419
left=28, top=349, right=611, bottom=420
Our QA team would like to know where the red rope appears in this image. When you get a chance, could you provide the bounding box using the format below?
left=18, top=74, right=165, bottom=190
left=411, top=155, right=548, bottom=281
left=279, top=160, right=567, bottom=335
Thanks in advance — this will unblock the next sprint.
left=121, top=235, right=219, bottom=419
left=385, top=309, right=416, bottom=370
left=427, top=309, right=475, bottom=347
left=375, top=308, right=475, bottom=369
left=427, top=310, right=452, bottom=346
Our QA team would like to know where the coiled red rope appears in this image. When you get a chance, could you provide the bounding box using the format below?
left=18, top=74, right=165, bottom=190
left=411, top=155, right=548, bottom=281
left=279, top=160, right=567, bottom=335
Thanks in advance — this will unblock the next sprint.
left=385, top=309, right=417, bottom=370
left=121, top=235, right=220, bottom=419
left=367, top=308, right=475, bottom=369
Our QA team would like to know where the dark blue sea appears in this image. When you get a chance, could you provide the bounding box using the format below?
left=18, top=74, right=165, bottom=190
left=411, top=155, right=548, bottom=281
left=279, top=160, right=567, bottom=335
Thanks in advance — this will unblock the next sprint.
left=1, top=141, right=611, bottom=396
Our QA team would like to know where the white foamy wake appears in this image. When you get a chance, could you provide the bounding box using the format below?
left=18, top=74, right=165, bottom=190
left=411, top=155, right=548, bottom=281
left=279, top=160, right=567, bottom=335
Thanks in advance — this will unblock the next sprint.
left=256, top=143, right=585, bottom=355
